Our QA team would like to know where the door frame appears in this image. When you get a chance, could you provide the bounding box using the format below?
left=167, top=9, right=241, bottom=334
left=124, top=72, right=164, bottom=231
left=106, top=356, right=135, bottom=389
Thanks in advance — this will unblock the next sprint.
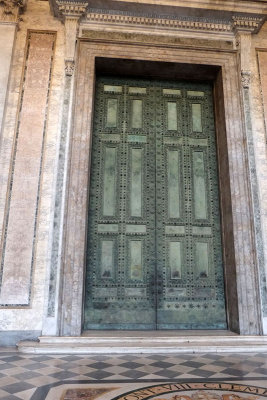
left=59, top=37, right=263, bottom=336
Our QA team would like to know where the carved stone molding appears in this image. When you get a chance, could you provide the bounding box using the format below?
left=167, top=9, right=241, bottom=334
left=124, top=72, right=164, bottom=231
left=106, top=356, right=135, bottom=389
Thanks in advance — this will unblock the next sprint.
left=56, top=1, right=87, bottom=19
left=65, top=59, right=75, bottom=76
left=232, top=16, right=265, bottom=34
left=241, top=70, right=251, bottom=89
left=0, top=0, right=25, bottom=23
left=235, top=31, right=252, bottom=88
left=85, top=11, right=232, bottom=34
left=56, top=1, right=87, bottom=76
left=64, top=16, right=79, bottom=73
left=82, top=10, right=266, bottom=37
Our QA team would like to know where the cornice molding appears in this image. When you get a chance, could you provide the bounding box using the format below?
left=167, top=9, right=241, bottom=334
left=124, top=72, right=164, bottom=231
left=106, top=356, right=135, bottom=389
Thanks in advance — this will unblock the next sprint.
left=232, top=16, right=264, bottom=33
left=0, top=0, right=25, bottom=23
left=86, top=12, right=232, bottom=33
left=83, top=11, right=266, bottom=36
left=56, top=0, right=87, bottom=19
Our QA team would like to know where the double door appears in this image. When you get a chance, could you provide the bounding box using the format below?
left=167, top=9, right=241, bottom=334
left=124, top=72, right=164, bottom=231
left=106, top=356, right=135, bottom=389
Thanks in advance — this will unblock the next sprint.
left=84, top=77, right=227, bottom=330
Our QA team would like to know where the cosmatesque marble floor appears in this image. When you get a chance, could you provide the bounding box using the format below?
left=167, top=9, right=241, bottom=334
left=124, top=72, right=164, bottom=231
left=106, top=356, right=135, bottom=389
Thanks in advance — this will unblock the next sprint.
left=0, top=350, right=267, bottom=400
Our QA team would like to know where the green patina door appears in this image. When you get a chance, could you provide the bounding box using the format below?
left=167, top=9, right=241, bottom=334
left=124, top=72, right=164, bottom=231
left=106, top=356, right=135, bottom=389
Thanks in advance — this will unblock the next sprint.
left=84, top=77, right=227, bottom=330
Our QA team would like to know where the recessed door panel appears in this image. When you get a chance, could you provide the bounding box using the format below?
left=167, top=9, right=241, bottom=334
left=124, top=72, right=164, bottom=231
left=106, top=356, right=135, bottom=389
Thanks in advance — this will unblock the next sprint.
left=129, top=148, right=143, bottom=218
left=192, top=150, right=208, bottom=220
left=106, top=99, right=118, bottom=128
left=102, top=146, right=117, bottom=217
left=167, top=149, right=181, bottom=219
left=84, top=77, right=227, bottom=330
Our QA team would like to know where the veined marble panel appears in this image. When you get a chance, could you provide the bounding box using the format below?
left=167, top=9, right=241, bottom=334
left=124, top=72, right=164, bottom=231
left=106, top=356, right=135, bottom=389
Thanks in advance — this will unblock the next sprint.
left=0, top=32, right=56, bottom=306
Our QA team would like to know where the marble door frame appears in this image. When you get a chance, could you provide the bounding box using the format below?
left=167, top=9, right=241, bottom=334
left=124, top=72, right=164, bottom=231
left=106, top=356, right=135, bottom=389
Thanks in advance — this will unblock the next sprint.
left=59, top=37, right=263, bottom=336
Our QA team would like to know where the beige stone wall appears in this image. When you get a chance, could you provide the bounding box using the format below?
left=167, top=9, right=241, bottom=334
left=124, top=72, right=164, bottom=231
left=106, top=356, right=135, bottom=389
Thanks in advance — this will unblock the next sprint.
left=0, top=0, right=64, bottom=333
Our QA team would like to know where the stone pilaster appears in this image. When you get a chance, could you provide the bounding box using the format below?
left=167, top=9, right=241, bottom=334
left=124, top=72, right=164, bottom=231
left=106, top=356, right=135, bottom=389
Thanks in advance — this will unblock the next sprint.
left=233, top=16, right=265, bottom=82
left=42, top=1, right=87, bottom=335
left=233, top=16, right=265, bottom=86
left=233, top=17, right=265, bottom=334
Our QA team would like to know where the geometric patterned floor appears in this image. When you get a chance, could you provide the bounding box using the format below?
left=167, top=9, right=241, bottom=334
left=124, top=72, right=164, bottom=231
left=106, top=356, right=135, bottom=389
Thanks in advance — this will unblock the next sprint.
left=1, top=350, right=267, bottom=399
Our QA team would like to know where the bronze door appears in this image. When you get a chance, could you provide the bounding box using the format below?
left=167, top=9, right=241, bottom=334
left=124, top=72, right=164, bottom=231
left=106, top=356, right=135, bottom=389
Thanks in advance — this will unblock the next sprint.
left=84, top=77, right=227, bottom=330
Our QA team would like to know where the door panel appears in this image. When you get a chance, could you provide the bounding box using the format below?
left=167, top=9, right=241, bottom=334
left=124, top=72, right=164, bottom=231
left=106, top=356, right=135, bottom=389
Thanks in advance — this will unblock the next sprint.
left=156, top=85, right=226, bottom=329
left=84, top=77, right=227, bottom=330
left=84, top=81, right=156, bottom=330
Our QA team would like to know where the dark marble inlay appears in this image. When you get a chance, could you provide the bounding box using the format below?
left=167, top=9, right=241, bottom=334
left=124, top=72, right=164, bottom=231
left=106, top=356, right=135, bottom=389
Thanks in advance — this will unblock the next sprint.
left=63, top=388, right=116, bottom=400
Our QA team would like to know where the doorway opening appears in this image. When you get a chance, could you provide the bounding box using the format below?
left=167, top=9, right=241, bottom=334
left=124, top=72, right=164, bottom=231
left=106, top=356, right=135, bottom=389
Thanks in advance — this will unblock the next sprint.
left=83, top=63, right=229, bottom=330
left=60, top=43, right=262, bottom=335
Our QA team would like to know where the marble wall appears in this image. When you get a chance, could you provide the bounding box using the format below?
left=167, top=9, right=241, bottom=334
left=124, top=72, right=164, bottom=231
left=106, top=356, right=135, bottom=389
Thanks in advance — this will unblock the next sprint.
left=0, top=31, right=56, bottom=306
left=0, top=0, right=64, bottom=342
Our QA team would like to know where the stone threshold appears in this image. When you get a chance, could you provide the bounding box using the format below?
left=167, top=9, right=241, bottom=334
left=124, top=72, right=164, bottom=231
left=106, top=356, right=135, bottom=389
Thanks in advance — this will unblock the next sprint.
left=17, top=332, right=267, bottom=354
